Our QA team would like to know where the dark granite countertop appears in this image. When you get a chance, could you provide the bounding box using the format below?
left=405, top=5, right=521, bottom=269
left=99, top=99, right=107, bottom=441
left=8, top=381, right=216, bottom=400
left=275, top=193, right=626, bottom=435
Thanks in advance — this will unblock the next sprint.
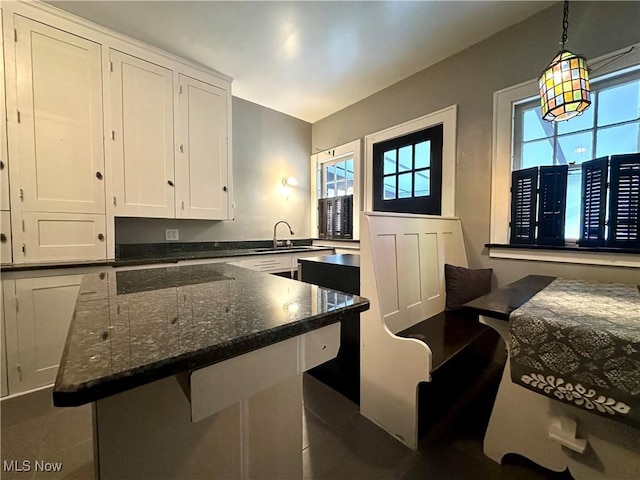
left=1, top=241, right=333, bottom=272
left=298, top=254, right=360, bottom=268
left=462, top=275, right=555, bottom=320
left=53, top=263, right=369, bottom=407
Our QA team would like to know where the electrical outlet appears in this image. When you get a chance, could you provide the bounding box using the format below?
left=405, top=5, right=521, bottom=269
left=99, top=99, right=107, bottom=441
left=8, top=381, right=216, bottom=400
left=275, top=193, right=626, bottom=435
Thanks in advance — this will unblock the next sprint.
left=165, top=229, right=179, bottom=241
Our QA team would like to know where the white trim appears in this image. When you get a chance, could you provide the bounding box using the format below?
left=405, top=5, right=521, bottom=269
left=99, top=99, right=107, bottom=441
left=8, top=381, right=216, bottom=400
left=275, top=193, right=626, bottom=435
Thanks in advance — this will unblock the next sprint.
left=490, top=44, right=640, bottom=262
left=309, top=139, right=361, bottom=240
left=364, top=105, right=457, bottom=216
left=488, top=247, right=639, bottom=268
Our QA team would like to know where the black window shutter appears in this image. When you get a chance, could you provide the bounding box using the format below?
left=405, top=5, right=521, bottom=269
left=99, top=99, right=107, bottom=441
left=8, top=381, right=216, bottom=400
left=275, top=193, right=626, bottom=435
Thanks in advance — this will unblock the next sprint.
left=579, top=157, right=608, bottom=247
left=318, top=198, right=328, bottom=239
left=340, top=195, right=354, bottom=239
left=537, top=165, right=568, bottom=246
left=607, top=153, right=640, bottom=248
left=510, top=167, right=539, bottom=245
left=578, top=157, right=608, bottom=247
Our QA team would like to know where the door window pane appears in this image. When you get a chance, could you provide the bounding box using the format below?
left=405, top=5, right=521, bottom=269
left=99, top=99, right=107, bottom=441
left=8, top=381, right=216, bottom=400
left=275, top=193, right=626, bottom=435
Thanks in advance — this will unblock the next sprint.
left=597, top=79, right=640, bottom=127
left=415, top=141, right=430, bottom=169
left=414, top=170, right=430, bottom=197
left=522, top=106, right=549, bottom=141
left=384, top=150, right=396, bottom=175
left=596, top=122, right=640, bottom=157
left=521, top=139, right=554, bottom=169
left=556, top=131, right=593, bottom=165
left=346, top=159, right=354, bottom=179
left=383, top=176, right=396, bottom=200
left=398, top=146, right=412, bottom=172
left=326, top=164, right=335, bottom=183
left=398, top=173, right=412, bottom=198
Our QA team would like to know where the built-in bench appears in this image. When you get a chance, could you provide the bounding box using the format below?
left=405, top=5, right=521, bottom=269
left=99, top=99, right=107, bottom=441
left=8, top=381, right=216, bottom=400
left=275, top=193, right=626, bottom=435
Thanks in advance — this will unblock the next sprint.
left=359, top=212, right=500, bottom=450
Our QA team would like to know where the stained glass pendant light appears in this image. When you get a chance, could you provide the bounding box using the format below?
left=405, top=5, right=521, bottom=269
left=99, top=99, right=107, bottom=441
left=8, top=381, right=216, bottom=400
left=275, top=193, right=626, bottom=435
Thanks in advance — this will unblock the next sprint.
left=539, top=0, right=591, bottom=122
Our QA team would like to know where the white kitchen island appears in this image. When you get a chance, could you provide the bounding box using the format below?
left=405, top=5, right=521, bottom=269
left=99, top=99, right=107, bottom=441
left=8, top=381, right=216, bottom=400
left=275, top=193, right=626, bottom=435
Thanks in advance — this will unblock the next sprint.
left=53, top=263, right=369, bottom=479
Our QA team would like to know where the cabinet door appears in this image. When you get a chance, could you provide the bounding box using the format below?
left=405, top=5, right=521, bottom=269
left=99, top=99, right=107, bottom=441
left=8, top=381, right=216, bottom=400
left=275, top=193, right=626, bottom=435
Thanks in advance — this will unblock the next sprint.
left=5, top=275, right=83, bottom=393
left=14, top=15, right=105, bottom=214
left=1, top=283, right=8, bottom=397
left=0, top=211, right=11, bottom=264
left=0, top=10, right=9, bottom=212
left=21, top=211, right=106, bottom=262
left=176, top=74, right=230, bottom=220
left=111, top=50, right=175, bottom=218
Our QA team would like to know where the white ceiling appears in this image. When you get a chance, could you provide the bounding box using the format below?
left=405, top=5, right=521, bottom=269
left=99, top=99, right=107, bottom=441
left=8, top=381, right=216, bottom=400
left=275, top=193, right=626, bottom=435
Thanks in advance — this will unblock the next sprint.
left=49, top=1, right=554, bottom=123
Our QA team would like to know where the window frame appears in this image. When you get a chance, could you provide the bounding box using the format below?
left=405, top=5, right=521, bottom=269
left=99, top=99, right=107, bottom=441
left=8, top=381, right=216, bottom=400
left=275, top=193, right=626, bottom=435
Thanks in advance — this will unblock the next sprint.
left=365, top=105, right=457, bottom=216
left=490, top=43, right=640, bottom=267
left=310, top=139, right=361, bottom=240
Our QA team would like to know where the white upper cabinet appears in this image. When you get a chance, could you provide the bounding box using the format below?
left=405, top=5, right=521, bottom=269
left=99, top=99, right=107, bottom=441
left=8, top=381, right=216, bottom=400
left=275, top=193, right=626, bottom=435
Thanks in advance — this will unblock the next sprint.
left=110, top=50, right=176, bottom=218
left=176, top=74, right=230, bottom=220
left=1, top=10, right=9, bottom=212
left=14, top=15, right=105, bottom=215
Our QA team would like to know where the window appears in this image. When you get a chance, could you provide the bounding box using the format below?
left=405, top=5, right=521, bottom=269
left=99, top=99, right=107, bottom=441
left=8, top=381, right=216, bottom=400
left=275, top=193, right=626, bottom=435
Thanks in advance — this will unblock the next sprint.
left=310, top=140, right=361, bottom=240
left=490, top=43, right=640, bottom=267
left=365, top=105, right=457, bottom=216
left=513, top=69, right=640, bottom=240
left=372, top=125, right=443, bottom=215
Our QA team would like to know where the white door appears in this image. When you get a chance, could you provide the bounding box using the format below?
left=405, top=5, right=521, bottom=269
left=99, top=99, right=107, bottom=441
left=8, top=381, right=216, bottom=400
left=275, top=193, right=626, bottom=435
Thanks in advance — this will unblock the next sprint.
left=14, top=15, right=105, bottom=215
left=176, top=74, right=229, bottom=220
left=110, top=50, right=175, bottom=218
left=4, top=275, right=83, bottom=393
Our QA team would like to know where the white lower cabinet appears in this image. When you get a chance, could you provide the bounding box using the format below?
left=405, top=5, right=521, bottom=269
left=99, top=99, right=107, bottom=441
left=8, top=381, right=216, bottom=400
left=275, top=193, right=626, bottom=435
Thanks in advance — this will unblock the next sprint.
left=1, top=286, right=8, bottom=397
left=1, top=211, right=11, bottom=264
left=3, top=274, right=84, bottom=394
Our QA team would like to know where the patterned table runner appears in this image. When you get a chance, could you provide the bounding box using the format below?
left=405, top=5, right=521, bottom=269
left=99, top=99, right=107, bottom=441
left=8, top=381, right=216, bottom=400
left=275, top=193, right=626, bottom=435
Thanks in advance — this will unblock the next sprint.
left=509, top=278, right=640, bottom=428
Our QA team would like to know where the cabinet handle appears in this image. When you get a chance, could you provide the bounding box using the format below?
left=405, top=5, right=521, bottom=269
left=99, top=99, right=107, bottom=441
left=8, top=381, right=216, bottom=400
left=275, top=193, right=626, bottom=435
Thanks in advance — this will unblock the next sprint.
left=96, top=171, right=103, bottom=180
left=223, top=186, right=228, bottom=192
left=168, top=180, right=174, bottom=187
left=98, top=233, right=105, bottom=241
left=0, top=160, right=4, bottom=170
left=0, top=233, right=6, bottom=243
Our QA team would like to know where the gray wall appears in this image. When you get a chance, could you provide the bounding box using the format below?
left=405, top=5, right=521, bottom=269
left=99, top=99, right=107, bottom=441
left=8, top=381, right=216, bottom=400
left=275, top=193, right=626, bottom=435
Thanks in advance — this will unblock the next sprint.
left=116, top=97, right=311, bottom=244
left=312, top=1, right=640, bottom=286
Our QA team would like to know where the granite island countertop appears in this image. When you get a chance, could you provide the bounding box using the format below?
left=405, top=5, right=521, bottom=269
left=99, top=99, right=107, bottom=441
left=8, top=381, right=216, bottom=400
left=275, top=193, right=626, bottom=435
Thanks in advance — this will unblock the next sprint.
left=53, top=263, right=369, bottom=407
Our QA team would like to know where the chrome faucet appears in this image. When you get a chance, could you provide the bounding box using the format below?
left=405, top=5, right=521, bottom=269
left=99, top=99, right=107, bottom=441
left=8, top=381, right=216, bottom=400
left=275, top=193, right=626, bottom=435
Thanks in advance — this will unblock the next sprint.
left=273, top=221, right=294, bottom=248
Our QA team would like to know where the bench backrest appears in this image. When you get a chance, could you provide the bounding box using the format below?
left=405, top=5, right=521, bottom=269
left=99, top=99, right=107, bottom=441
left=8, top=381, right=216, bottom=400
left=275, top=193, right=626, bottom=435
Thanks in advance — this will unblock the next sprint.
left=361, top=212, right=467, bottom=333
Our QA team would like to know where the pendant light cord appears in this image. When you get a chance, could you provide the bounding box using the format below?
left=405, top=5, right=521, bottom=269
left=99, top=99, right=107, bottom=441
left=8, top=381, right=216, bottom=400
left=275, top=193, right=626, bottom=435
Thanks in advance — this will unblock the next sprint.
left=561, top=0, right=569, bottom=49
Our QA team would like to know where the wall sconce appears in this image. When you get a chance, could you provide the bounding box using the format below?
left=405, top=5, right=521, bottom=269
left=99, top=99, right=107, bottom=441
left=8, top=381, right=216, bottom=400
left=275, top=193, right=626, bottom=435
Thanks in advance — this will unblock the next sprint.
left=282, top=176, right=298, bottom=187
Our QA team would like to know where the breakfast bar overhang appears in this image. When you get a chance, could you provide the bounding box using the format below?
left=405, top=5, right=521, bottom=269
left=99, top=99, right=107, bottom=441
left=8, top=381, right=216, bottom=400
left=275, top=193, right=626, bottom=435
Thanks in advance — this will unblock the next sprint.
left=53, top=263, right=369, bottom=479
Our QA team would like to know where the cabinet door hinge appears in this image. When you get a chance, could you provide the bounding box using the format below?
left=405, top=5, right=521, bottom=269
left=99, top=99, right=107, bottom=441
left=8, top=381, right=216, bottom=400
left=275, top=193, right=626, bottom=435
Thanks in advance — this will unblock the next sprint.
left=13, top=29, right=17, bottom=42
left=19, top=189, right=24, bottom=201
left=113, top=196, right=117, bottom=206
left=111, top=130, right=115, bottom=141
left=110, top=61, right=113, bottom=72
left=21, top=243, right=26, bottom=254
left=16, top=110, right=21, bottom=123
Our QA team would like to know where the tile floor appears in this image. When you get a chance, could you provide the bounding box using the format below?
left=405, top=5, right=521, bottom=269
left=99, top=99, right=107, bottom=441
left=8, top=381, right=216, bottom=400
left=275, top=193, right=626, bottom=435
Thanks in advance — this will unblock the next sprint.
left=1, top=373, right=573, bottom=479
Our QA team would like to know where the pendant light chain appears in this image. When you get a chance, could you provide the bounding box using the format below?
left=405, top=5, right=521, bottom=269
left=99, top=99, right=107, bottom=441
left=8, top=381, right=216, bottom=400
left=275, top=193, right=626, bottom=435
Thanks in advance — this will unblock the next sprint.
left=561, top=0, right=569, bottom=49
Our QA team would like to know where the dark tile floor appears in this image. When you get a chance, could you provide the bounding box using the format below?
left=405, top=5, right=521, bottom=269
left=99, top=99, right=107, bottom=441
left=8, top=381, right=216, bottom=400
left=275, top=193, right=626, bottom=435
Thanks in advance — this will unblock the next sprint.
left=1, top=373, right=573, bottom=479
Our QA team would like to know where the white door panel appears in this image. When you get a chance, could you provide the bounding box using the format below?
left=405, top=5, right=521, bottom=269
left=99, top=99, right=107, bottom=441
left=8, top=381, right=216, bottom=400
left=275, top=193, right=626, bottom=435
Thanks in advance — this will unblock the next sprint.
left=111, top=50, right=175, bottom=217
left=22, top=211, right=106, bottom=262
left=5, top=275, right=83, bottom=393
left=14, top=15, right=105, bottom=214
left=177, top=74, right=229, bottom=220
left=1, top=283, right=8, bottom=397
left=0, top=10, right=9, bottom=212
